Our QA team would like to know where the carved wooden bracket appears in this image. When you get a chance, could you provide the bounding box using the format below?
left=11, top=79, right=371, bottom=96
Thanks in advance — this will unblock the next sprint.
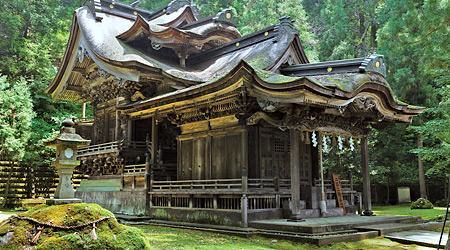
left=246, top=111, right=370, bottom=136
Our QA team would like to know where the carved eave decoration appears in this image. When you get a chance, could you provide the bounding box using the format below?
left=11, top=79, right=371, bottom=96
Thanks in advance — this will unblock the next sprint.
left=117, top=61, right=423, bottom=133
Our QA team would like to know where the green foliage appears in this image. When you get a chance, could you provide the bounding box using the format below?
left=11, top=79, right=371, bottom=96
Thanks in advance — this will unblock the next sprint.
left=409, top=69, right=450, bottom=187
left=0, top=1, right=85, bottom=201
left=0, top=0, right=83, bottom=80
left=304, top=0, right=382, bottom=61
left=194, top=0, right=318, bottom=61
left=0, top=76, right=34, bottom=161
left=410, top=198, right=434, bottom=209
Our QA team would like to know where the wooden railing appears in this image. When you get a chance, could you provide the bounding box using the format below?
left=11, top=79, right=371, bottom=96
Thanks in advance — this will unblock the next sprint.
left=123, top=164, right=146, bottom=176
left=150, top=178, right=301, bottom=193
left=248, top=178, right=275, bottom=190
left=152, top=179, right=242, bottom=191
left=77, top=140, right=148, bottom=157
left=74, top=117, right=94, bottom=124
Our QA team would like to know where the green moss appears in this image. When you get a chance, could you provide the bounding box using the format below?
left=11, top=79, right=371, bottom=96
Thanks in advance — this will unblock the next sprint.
left=0, top=226, right=29, bottom=250
left=152, top=209, right=171, bottom=220
left=410, top=198, right=434, bottom=209
left=35, top=234, right=87, bottom=250
left=0, top=203, right=149, bottom=250
left=251, top=65, right=305, bottom=85
left=21, top=203, right=114, bottom=228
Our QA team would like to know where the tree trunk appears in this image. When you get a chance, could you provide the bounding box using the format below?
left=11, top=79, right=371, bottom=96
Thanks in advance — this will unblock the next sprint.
left=417, top=134, right=427, bottom=199
left=2, top=161, right=14, bottom=207
left=386, top=183, right=390, bottom=205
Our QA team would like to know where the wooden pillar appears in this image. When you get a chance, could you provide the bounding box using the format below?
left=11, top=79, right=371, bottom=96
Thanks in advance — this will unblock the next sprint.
left=241, top=194, right=248, bottom=227
left=145, top=152, right=150, bottom=189
left=81, top=102, right=86, bottom=119
left=115, top=98, right=119, bottom=141
left=213, top=195, right=218, bottom=209
left=289, top=129, right=303, bottom=221
left=151, top=116, right=159, bottom=168
left=361, top=136, right=373, bottom=216
left=127, top=120, right=133, bottom=141
left=242, top=127, right=249, bottom=177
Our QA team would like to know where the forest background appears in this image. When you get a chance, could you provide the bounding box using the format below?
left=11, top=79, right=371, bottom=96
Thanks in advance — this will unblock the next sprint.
left=0, top=0, right=449, bottom=205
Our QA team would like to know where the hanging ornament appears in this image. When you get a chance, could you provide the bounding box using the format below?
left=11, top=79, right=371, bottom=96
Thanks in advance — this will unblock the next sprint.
left=323, top=135, right=328, bottom=151
left=338, top=136, right=343, bottom=150
left=349, top=137, right=354, bottom=151
left=355, top=138, right=360, bottom=149
left=331, top=135, right=337, bottom=146
left=300, top=130, right=305, bottom=142
left=344, top=137, right=350, bottom=147
left=305, top=132, right=311, bottom=145
left=312, top=131, right=317, bottom=147
left=91, top=223, right=98, bottom=240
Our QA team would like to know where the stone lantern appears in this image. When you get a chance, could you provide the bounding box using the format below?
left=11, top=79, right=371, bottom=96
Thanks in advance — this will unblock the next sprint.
left=44, top=119, right=91, bottom=205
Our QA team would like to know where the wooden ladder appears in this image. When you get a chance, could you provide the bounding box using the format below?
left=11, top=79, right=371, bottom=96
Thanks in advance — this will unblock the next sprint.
left=332, top=174, right=346, bottom=215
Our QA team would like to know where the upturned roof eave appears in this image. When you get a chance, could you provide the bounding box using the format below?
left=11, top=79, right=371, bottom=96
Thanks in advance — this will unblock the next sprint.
left=117, top=60, right=424, bottom=118
left=45, top=12, right=81, bottom=100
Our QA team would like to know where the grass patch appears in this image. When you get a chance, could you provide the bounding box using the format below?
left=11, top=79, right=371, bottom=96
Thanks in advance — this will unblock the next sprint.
left=372, top=204, right=447, bottom=221
left=134, top=224, right=431, bottom=250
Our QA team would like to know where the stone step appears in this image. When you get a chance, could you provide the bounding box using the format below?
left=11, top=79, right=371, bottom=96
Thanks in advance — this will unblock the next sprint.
left=385, top=230, right=448, bottom=249
left=249, top=215, right=421, bottom=234
left=258, top=229, right=379, bottom=246
left=354, top=221, right=443, bottom=236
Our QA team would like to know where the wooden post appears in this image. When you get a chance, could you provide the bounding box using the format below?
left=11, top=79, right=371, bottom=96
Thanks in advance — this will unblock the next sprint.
left=127, top=120, right=133, bottom=141
left=151, top=116, right=158, bottom=168
left=349, top=171, right=354, bottom=206
left=145, top=152, right=150, bottom=189
left=150, top=169, right=154, bottom=192
left=189, top=195, right=193, bottom=208
left=2, top=161, right=14, bottom=207
left=319, top=136, right=326, bottom=215
left=289, top=129, right=303, bottom=221
left=241, top=194, right=248, bottom=227
left=115, top=99, right=119, bottom=141
left=213, top=195, right=218, bottom=209
left=81, top=102, right=86, bottom=119
left=361, top=136, right=373, bottom=216
left=242, top=165, right=248, bottom=192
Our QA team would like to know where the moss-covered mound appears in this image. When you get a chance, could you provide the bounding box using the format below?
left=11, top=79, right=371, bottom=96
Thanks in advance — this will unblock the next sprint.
left=410, top=198, right=434, bottom=209
left=0, top=203, right=150, bottom=250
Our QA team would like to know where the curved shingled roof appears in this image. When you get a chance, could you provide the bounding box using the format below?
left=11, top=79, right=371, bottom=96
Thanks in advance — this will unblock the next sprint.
left=46, top=0, right=423, bottom=124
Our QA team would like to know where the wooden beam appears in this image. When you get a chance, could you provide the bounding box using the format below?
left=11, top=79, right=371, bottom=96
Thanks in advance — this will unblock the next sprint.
left=66, top=85, right=82, bottom=92
left=361, top=136, right=373, bottom=216
left=72, top=67, right=87, bottom=74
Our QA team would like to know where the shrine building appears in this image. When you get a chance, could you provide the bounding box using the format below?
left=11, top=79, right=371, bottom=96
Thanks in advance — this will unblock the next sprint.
left=46, top=0, right=423, bottom=226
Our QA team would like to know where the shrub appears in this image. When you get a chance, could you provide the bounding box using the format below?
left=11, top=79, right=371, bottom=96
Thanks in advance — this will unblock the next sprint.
left=434, top=199, right=448, bottom=207
left=410, top=198, right=434, bottom=209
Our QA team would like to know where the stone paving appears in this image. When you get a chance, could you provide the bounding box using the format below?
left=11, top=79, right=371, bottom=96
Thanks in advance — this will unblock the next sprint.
left=385, top=230, right=448, bottom=249
left=251, top=214, right=417, bottom=226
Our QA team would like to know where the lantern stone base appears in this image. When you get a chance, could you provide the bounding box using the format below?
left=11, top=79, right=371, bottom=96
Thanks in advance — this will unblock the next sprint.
left=46, top=198, right=82, bottom=205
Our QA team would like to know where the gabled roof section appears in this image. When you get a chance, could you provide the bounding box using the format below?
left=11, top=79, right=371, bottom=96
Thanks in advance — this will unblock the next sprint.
left=46, top=1, right=310, bottom=100
left=116, top=6, right=241, bottom=66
